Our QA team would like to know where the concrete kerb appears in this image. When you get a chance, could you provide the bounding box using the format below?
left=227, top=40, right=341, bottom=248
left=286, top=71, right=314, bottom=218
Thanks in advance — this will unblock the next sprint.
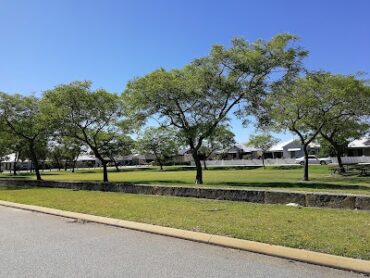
left=0, top=200, right=369, bottom=274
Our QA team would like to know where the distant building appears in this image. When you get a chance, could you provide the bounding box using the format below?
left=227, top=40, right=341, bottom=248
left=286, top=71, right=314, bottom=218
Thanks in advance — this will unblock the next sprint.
left=75, top=154, right=100, bottom=168
left=347, top=137, right=370, bottom=157
left=217, top=140, right=316, bottom=160
left=216, top=144, right=251, bottom=160
left=0, top=153, right=32, bottom=172
left=118, top=154, right=155, bottom=165
left=262, top=140, right=320, bottom=159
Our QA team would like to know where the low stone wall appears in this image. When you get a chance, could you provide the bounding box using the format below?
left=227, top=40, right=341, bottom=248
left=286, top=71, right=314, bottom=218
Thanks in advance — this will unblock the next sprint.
left=0, top=179, right=369, bottom=211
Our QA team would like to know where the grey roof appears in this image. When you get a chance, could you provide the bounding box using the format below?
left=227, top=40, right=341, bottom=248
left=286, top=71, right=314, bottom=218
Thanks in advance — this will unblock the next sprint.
left=348, top=137, right=370, bottom=148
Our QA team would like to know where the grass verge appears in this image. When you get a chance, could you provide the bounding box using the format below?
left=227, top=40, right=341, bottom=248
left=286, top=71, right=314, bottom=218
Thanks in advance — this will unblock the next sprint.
left=0, top=186, right=369, bottom=260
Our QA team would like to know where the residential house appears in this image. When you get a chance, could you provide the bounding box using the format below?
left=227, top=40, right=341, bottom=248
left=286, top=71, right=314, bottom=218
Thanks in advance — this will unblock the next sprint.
left=216, top=144, right=252, bottom=160
left=118, top=154, right=155, bottom=165
left=74, top=154, right=101, bottom=168
left=262, top=140, right=319, bottom=159
left=347, top=137, right=370, bottom=157
left=1, top=153, right=32, bottom=172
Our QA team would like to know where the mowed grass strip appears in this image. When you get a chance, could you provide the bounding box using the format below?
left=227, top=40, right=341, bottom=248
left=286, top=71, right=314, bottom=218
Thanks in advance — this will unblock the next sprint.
left=0, top=186, right=369, bottom=260
left=3, top=165, right=370, bottom=195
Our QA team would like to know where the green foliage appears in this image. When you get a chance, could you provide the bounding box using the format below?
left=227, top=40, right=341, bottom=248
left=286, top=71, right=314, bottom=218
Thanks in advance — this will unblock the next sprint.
left=247, top=133, right=279, bottom=167
left=43, top=81, right=126, bottom=181
left=0, top=93, right=51, bottom=179
left=247, top=133, right=279, bottom=152
left=100, top=134, right=134, bottom=164
left=198, top=126, right=236, bottom=159
left=59, top=137, right=85, bottom=164
left=136, top=127, right=180, bottom=169
left=0, top=93, right=50, bottom=142
left=266, top=71, right=370, bottom=179
left=124, top=34, right=306, bottom=183
left=317, top=74, right=370, bottom=169
left=0, top=131, right=12, bottom=160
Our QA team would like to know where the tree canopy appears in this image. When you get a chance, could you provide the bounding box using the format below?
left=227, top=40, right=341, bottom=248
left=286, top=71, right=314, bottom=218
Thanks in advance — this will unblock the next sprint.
left=124, top=34, right=306, bottom=183
left=43, top=81, right=125, bottom=182
left=0, top=93, right=51, bottom=180
left=197, top=126, right=235, bottom=169
left=136, top=127, right=180, bottom=170
left=0, top=34, right=368, bottom=184
left=266, top=72, right=370, bottom=180
left=247, top=133, right=279, bottom=168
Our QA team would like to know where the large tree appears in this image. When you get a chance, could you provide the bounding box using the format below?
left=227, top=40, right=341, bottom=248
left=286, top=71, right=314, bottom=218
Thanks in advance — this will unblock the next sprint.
left=124, top=34, right=306, bottom=184
left=318, top=74, right=370, bottom=173
left=320, top=119, right=368, bottom=173
left=0, top=93, right=51, bottom=180
left=267, top=72, right=368, bottom=181
left=137, top=127, right=180, bottom=171
left=43, top=81, right=124, bottom=182
left=247, top=133, right=279, bottom=168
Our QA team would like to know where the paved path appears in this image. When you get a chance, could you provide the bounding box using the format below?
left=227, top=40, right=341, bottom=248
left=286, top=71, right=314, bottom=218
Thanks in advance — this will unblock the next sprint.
left=0, top=206, right=365, bottom=278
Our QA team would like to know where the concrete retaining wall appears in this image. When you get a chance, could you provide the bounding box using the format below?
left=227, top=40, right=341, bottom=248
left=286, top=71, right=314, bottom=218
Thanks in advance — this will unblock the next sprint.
left=0, top=179, right=369, bottom=211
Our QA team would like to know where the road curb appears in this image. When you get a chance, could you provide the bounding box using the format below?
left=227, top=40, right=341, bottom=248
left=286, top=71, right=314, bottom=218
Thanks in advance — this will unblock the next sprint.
left=0, top=200, right=369, bottom=274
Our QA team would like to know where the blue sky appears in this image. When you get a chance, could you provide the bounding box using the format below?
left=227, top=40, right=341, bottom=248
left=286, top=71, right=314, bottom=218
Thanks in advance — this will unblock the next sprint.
left=0, top=0, right=369, bottom=143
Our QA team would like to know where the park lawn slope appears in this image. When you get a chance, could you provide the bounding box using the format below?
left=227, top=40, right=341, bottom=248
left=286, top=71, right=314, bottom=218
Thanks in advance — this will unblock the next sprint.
left=0, top=186, right=369, bottom=260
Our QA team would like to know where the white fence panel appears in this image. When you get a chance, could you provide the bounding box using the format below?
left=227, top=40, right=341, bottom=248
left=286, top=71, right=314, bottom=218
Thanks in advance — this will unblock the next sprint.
left=197, top=159, right=296, bottom=166
left=193, top=156, right=370, bottom=167
left=330, top=156, right=370, bottom=164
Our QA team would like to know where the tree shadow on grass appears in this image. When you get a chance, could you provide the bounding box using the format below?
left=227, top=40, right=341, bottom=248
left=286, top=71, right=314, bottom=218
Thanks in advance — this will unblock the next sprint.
left=121, top=179, right=368, bottom=192
left=0, top=185, right=35, bottom=190
left=0, top=175, right=30, bottom=179
left=39, top=172, right=73, bottom=176
left=123, top=180, right=370, bottom=192
left=206, top=181, right=370, bottom=192
left=1, top=176, right=368, bottom=194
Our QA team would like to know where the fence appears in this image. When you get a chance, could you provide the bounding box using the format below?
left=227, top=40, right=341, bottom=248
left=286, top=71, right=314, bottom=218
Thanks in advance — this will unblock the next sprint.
left=194, top=156, right=370, bottom=167
left=331, top=156, right=370, bottom=164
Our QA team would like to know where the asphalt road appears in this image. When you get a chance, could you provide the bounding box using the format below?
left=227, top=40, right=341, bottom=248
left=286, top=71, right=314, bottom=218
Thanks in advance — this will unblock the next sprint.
left=0, top=206, right=365, bottom=278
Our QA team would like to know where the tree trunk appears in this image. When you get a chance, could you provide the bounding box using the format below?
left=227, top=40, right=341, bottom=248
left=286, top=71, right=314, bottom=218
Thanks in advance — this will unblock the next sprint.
left=262, top=153, right=265, bottom=169
left=72, top=160, right=77, bottom=173
left=203, top=160, right=208, bottom=170
left=90, top=147, right=108, bottom=182
left=114, top=160, right=120, bottom=172
left=336, top=152, right=345, bottom=174
left=102, top=161, right=108, bottom=183
left=29, top=142, right=42, bottom=181
left=13, top=153, right=19, bottom=176
left=331, top=142, right=345, bottom=174
left=13, top=161, right=17, bottom=176
left=192, top=152, right=203, bottom=184
left=303, top=145, right=309, bottom=181
left=320, top=132, right=345, bottom=174
left=154, top=153, right=164, bottom=171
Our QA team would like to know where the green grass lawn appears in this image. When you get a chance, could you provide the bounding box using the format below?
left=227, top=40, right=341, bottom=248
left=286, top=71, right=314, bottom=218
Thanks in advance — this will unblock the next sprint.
left=0, top=186, right=369, bottom=259
left=1, top=165, right=369, bottom=195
